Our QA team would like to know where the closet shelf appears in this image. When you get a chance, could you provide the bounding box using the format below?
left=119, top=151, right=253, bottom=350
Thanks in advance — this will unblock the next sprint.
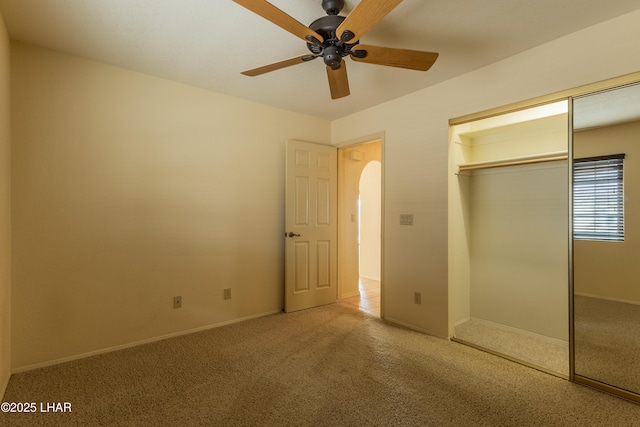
left=458, top=151, right=568, bottom=172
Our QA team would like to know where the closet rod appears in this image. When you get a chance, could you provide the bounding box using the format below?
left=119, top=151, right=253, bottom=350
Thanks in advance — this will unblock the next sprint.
left=458, top=154, right=568, bottom=173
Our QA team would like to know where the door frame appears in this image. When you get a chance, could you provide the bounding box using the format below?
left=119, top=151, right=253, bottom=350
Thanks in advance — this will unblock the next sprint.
left=335, top=132, right=386, bottom=318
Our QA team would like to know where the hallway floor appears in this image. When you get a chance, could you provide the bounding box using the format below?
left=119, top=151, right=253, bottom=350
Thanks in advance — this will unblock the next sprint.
left=341, top=277, right=380, bottom=317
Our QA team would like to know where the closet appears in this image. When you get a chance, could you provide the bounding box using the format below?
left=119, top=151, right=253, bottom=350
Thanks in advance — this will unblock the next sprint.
left=449, top=73, right=640, bottom=403
left=449, top=101, right=570, bottom=377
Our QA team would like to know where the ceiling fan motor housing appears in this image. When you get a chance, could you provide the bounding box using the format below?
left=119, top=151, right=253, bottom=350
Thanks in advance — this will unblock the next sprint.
left=307, top=14, right=359, bottom=69
left=321, top=0, right=345, bottom=15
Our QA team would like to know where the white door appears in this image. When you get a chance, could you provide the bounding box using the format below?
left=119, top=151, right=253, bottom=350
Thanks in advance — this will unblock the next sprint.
left=284, top=140, right=337, bottom=312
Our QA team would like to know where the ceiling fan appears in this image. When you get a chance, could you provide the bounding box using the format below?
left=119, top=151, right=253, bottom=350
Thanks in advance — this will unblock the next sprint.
left=233, top=0, right=439, bottom=99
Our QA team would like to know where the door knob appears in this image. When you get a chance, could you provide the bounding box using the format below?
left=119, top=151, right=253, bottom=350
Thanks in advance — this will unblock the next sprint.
left=285, top=232, right=301, bottom=238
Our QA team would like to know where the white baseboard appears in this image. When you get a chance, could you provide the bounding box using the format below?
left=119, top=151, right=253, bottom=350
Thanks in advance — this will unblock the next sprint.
left=575, top=292, right=640, bottom=306
left=11, top=309, right=281, bottom=374
left=384, top=317, right=447, bottom=339
left=460, top=316, right=568, bottom=345
left=340, top=291, right=360, bottom=299
left=454, top=317, right=471, bottom=327
left=0, top=371, right=9, bottom=400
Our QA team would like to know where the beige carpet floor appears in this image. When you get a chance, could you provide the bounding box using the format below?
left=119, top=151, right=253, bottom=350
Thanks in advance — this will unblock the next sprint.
left=2, top=303, right=640, bottom=426
left=454, top=318, right=569, bottom=377
left=575, top=295, right=640, bottom=394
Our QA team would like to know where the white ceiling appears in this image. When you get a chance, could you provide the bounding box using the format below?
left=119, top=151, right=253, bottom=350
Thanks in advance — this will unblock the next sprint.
left=1, top=0, right=640, bottom=120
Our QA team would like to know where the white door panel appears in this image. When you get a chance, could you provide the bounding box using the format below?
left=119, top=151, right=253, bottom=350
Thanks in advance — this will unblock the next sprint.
left=285, top=140, right=337, bottom=312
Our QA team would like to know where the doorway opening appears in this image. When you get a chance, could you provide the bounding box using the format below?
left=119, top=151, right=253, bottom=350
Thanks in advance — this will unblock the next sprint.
left=337, top=140, right=382, bottom=317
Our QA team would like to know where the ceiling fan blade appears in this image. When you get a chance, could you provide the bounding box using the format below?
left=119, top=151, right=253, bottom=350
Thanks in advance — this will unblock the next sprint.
left=233, top=0, right=324, bottom=43
left=326, top=63, right=350, bottom=100
left=241, top=55, right=316, bottom=77
left=336, top=0, right=403, bottom=43
left=351, top=45, right=439, bottom=71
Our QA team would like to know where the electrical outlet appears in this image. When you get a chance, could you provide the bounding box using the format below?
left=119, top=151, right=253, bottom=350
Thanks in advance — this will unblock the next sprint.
left=223, top=288, right=232, bottom=300
left=173, top=296, right=182, bottom=309
left=400, top=214, right=414, bottom=226
left=414, top=292, right=422, bottom=305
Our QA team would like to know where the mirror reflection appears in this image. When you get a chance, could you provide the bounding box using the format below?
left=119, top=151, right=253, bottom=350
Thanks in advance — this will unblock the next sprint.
left=573, top=83, right=640, bottom=395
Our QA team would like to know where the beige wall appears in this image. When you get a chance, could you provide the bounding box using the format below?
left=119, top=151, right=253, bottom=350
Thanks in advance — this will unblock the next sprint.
left=359, top=160, right=381, bottom=281
left=10, top=42, right=330, bottom=370
left=469, top=163, right=568, bottom=340
left=574, top=120, right=640, bottom=303
left=333, top=9, right=640, bottom=337
left=0, top=11, right=11, bottom=396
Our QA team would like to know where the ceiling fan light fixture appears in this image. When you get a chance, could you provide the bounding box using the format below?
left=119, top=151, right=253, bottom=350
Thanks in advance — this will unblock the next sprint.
left=323, top=45, right=342, bottom=68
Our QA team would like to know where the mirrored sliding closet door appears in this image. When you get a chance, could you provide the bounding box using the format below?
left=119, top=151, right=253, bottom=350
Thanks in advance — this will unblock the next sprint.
left=572, top=82, right=640, bottom=401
